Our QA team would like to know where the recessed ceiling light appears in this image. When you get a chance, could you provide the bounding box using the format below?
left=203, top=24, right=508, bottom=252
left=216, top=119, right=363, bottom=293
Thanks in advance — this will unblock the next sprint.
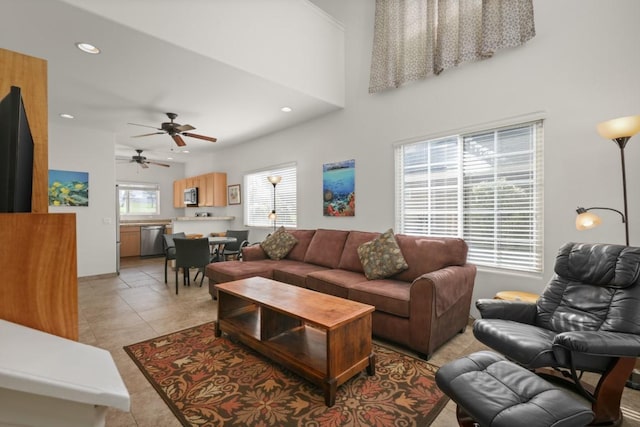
left=167, top=157, right=173, bottom=160
left=182, top=150, right=190, bottom=154
left=59, top=113, right=74, bottom=119
left=75, top=42, right=100, bottom=54
left=281, top=106, right=292, bottom=113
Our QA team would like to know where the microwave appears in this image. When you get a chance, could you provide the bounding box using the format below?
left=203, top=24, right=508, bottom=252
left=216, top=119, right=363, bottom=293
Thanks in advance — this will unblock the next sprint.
left=183, top=187, right=198, bottom=206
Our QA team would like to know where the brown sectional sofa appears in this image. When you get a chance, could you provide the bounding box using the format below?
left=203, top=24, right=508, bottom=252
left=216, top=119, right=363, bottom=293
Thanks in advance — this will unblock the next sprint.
left=205, top=228, right=476, bottom=359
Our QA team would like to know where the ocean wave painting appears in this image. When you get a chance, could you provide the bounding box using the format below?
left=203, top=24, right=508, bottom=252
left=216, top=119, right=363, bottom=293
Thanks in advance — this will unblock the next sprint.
left=323, top=159, right=355, bottom=216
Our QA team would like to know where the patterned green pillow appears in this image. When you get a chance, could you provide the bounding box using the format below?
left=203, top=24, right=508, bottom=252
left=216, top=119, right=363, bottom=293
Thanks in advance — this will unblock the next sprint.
left=357, top=229, right=408, bottom=280
left=260, top=227, right=298, bottom=260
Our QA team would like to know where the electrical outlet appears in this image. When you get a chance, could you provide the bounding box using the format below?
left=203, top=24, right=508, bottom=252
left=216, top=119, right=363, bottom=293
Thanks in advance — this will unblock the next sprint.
left=103, top=217, right=112, bottom=224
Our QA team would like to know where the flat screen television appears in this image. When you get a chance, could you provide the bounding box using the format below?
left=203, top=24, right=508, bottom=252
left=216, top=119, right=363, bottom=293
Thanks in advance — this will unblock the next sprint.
left=0, top=86, right=34, bottom=212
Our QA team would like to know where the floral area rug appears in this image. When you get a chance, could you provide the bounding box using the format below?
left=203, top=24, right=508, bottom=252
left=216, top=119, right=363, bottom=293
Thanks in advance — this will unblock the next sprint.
left=124, top=322, right=448, bottom=426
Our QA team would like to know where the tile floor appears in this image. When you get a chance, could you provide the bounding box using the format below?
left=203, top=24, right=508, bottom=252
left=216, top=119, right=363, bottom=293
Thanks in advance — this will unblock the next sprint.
left=78, top=256, right=640, bottom=426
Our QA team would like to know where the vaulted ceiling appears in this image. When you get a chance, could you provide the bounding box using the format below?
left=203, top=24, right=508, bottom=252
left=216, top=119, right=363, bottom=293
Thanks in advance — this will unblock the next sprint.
left=1, top=0, right=345, bottom=161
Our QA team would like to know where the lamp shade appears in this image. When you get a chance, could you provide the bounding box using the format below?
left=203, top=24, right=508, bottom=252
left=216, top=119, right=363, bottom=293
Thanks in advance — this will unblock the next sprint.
left=268, top=212, right=277, bottom=220
left=576, top=211, right=602, bottom=230
left=267, top=175, right=282, bottom=185
left=596, top=114, right=640, bottom=139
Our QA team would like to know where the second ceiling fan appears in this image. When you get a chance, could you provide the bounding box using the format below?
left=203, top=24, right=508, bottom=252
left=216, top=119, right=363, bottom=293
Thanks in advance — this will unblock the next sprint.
left=128, top=112, right=217, bottom=147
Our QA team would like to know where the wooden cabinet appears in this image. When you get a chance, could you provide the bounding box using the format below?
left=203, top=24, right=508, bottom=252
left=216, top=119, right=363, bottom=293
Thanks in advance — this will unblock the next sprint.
left=173, top=179, right=186, bottom=208
left=173, top=172, right=227, bottom=208
left=120, top=226, right=141, bottom=257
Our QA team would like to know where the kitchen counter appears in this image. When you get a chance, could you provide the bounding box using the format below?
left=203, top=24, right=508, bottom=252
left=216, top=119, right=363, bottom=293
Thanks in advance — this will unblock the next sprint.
left=120, top=219, right=172, bottom=226
left=174, top=216, right=235, bottom=221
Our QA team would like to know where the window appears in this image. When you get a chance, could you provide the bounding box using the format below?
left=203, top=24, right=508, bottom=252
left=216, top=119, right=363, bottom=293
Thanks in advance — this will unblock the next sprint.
left=118, top=183, right=160, bottom=216
left=245, top=164, right=297, bottom=228
left=395, top=120, right=543, bottom=272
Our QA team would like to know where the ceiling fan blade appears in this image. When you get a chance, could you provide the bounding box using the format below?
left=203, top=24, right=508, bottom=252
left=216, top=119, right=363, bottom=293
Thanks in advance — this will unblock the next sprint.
left=172, top=134, right=187, bottom=147
left=128, top=122, right=162, bottom=130
left=147, top=161, right=171, bottom=168
left=182, top=132, right=217, bottom=143
left=132, top=132, right=164, bottom=138
left=176, top=124, right=195, bottom=132
left=141, top=162, right=149, bottom=169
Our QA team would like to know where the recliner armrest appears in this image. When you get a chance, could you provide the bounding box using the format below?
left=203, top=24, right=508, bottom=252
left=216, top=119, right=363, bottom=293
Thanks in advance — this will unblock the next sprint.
left=476, top=299, right=537, bottom=324
left=553, top=331, right=640, bottom=358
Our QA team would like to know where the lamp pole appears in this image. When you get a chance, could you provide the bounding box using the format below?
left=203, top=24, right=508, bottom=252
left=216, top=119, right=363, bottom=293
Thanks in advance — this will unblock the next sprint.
left=613, top=137, right=630, bottom=246
left=267, top=176, right=281, bottom=232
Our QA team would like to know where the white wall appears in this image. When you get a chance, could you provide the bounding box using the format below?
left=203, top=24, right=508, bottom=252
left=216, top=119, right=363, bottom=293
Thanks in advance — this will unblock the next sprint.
left=49, top=124, right=117, bottom=277
left=51, top=0, right=640, bottom=299
left=188, top=0, right=640, bottom=316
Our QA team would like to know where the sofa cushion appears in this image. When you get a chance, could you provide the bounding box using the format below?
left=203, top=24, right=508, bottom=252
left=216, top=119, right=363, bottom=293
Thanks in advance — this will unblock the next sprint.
left=286, top=229, right=316, bottom=262
left=272, top=260, right=329, bottom=288
left=349, top=279, right=411, bottom=318
left=357, top=229, right=408, bottom=280
left=306, top=269, right=367, bottom=299
left=205, top=260, right=275, bottom=283
left=392, top=236, right=468, bottom=282
left=304, top=229, right=349, bottom=268
left=338, top=231, right=380, bottom=273
left=260, top=226, right=298, bottom=260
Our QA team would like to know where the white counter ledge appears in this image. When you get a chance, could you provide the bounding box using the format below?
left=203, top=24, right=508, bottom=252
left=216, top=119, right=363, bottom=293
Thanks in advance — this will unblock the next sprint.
left=171, top=216, right=236, bottom=235
left=0, top=320, right=130, bottom=427
left=174, top=216, right=235, bottom=221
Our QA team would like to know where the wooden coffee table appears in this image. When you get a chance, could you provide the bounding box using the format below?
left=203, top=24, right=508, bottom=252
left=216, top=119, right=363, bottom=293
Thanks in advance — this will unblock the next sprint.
left=215, top=277, right=375, bottom=407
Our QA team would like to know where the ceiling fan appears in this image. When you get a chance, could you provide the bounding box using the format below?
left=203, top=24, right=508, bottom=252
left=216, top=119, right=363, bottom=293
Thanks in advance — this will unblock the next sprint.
left=128, top=149, right=170, bottom=168
left=128, top=112, right=217, bottom=147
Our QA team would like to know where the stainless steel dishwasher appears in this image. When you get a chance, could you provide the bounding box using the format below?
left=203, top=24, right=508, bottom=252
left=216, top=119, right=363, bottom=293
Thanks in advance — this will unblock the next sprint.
left=140, top=225, right=165, bottom=257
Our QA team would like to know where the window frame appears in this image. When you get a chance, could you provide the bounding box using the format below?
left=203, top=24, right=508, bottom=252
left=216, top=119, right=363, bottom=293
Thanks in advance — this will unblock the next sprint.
left=118, top=182, right=161, bottom=217
left=395, top=118, right=544, bottom=273
left=244, top=163, right=297, bottom=229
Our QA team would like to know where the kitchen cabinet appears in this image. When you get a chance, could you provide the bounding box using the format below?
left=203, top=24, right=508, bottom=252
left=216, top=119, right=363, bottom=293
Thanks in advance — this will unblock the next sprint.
left=173, top=172, right=227, bottom=208
left=173, top=179, right=186, bottom=208
left=120, top=226, right=141, bottom=257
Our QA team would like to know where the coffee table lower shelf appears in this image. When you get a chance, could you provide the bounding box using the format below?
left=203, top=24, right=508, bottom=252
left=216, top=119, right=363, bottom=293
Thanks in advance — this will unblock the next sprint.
left=215, top=279, right=376, bottom=407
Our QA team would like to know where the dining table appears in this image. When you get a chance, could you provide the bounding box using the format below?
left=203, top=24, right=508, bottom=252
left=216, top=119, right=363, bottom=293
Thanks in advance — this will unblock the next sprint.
left=208, top=236, right=237, bottom=261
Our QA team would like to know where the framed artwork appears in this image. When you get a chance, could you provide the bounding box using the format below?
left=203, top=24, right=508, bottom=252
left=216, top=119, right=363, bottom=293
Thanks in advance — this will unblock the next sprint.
left=323, top=159, right=355, bottom=216
left=48, top=169, right=89, bottom=206
left=228, top=184, right=241, bottom=205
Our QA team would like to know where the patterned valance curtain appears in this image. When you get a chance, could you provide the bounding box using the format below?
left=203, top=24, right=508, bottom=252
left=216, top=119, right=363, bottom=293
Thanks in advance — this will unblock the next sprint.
left=369, top=0, right=535, bottom=93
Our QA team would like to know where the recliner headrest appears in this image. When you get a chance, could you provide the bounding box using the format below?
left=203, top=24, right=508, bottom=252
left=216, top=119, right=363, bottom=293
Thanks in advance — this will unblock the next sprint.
left=555, top=242, right=640, bottom=288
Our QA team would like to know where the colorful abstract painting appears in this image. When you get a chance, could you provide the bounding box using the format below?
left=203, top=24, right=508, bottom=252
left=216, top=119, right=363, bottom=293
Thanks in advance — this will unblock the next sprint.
left=323, top=159, right=355, bottom=216
left=48, top=169, right=89, bottom=206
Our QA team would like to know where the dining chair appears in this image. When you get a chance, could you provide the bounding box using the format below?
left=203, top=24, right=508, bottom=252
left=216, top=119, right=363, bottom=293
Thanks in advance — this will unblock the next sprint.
left=221, top=230, right=250, bottom=260
left=162, top=232, right=186, bottom=283
left=173, top=237, right=212, bottom=294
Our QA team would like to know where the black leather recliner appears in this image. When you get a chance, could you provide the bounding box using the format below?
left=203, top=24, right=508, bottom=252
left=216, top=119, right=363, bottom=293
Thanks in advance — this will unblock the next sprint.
left=474, top=242, right=640, bottom=426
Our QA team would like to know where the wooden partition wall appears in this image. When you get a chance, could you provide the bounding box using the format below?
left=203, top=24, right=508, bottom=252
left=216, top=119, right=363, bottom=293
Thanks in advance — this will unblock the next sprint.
left=0, top=48, right=78, bottom=340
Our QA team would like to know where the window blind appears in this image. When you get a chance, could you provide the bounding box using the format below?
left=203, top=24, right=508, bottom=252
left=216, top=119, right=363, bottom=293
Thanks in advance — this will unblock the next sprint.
left=245, top=164, right=297, bottom=228
left=396, top=120, right=543, bottom=272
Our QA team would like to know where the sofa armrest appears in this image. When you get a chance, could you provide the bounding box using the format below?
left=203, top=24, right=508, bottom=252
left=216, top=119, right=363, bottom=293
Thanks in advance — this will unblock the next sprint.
left=476, top=299, right=537, bottom=324
left=242, top=244, right=267, bottom=261
left=408, top=264, right=477, bottom=356
left=415, top=264, right=477, bottom=317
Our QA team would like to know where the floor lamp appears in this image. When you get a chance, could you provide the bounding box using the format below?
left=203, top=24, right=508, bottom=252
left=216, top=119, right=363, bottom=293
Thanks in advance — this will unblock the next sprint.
left=267, top=175, right=281, bottom=232
left=575, top=114, right=640, bottom=246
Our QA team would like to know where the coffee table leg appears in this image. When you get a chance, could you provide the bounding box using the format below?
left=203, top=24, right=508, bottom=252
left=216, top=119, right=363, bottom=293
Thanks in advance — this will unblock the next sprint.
left=325, top=378, right=337, bottom=407
left=367, top=353, right=376, bottom=376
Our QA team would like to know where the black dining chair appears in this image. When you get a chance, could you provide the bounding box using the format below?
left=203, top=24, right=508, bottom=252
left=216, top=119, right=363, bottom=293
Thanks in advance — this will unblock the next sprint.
left=173, top=237, right=212, bottom=294
left=162, top=232, right=186, bottom=283
left=221, top=230, right=250, bottom=260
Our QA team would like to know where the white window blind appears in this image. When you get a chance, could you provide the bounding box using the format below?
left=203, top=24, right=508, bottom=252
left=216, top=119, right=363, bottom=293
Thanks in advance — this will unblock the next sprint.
left=118, top=182, right=160, bottom=216
left=245, top=164, right=297, bottom=228
left=395, top=120, right=543, bottom=272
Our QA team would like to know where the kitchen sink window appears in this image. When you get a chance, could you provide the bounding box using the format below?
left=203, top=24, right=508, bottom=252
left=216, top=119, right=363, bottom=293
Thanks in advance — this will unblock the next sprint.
left=118, top=183, right=160, bottom=216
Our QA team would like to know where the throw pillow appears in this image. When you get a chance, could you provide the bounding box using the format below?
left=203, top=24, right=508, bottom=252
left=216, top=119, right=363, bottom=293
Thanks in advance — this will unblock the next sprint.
left=357, top=229, right=409, bottom=280
left=260, top=227, right=298, bottom=260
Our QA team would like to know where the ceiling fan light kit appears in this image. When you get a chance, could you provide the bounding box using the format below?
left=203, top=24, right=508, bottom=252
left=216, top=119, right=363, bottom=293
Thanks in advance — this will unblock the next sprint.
left=128, top=112, right=217, bottom=146
left=129, top=149, right=170, bottom=168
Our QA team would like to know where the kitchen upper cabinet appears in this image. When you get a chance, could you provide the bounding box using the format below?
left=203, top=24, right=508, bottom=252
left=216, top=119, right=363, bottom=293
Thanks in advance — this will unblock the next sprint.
left=173, top=172, right=227, bottom=208
left=173, top=179, right=186, bottom=208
